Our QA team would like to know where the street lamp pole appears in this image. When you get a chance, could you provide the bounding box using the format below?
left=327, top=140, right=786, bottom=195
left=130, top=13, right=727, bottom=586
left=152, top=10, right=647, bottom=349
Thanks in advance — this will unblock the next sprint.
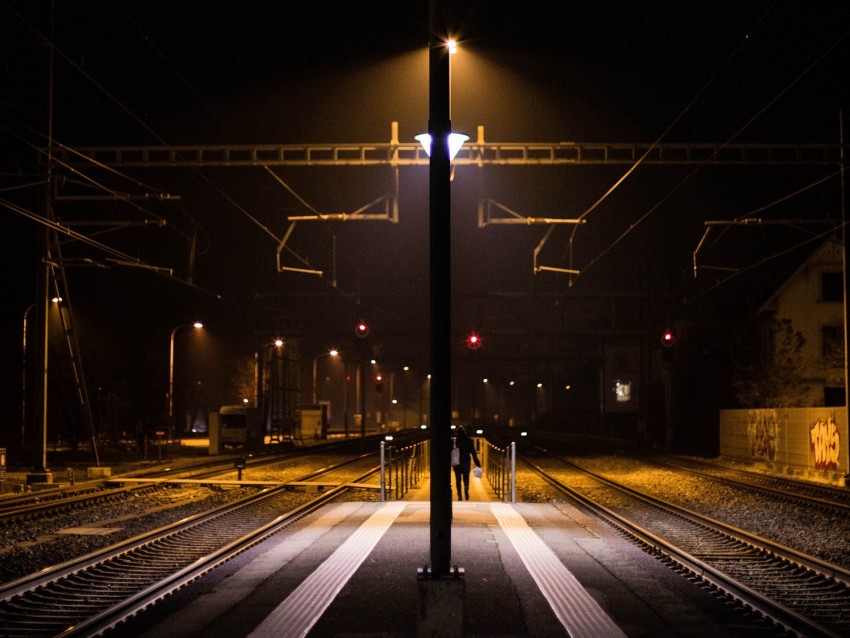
left=312, top=349, right=339, bottom=404
left=428, top=2, right=453, bottom=577
left=21, top=303, right=36, bottom=451
left=168, top=322, right=203, bottom=437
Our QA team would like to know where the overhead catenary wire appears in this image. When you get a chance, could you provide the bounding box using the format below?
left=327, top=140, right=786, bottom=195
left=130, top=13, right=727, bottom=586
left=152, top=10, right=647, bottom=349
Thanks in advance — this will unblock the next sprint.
left=111, top=0, right=234, bottom=141
left=5, top=0, right=390, bottom=319
left=565, top=5, right=849, bottom=293
left=562, top=4, right=779, bottom=281
left=694, top=165, right=847, bottom=275
left=683, top=222, right=847, bottom=308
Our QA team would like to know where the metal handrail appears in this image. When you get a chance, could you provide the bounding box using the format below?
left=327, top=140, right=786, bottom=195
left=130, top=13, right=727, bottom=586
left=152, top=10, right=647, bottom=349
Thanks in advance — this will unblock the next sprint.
left=478, top=438, right=516, bottom=502
left=381, top=439, right=429, bottom=500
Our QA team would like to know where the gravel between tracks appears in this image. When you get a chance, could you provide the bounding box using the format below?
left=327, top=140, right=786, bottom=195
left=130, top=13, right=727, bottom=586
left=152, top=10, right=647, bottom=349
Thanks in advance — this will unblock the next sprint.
left=5, top=452, right=846, bottom=591
left=0, top=454, right=364, bottom=587
left=516, top=454, right=850, bottom=570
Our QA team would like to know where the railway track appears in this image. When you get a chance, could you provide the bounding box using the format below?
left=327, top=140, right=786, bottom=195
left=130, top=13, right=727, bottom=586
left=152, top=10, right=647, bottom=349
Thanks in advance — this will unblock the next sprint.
left=651, top=455, right=850, bottom=513
left=0, top=436, right=391, bottom=524
left=0, top=455, right=381, bottom=637
left=520, top=450, right=850, bottom=637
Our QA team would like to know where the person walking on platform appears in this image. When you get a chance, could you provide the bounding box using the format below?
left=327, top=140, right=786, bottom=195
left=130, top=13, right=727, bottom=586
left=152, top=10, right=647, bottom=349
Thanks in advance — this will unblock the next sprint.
left=452, top=426, right=481, bottom=500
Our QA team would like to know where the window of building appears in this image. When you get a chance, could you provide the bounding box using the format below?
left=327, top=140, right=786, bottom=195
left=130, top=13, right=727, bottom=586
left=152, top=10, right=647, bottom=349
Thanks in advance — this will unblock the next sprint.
left=822, top=325, right=844, bottom=365
left=822, top=272, right=843, bottom=302
left=824, top=386, right=845, bottom=407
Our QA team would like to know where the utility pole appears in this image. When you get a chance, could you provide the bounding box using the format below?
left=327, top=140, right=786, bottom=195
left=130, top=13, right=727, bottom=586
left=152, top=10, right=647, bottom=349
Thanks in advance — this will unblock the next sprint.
left=30, top=0, right=56, bottom=482
left=427, top=0, right=453, bottom=578
left=417, top=5, right=465, bottom=635
left=840, top=110, right=850, bottom=485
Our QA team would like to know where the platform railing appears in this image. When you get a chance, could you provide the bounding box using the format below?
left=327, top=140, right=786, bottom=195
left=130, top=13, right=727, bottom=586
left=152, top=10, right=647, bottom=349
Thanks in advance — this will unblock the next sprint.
left=478, top=438, right=516, bottom=503
left=380, top=439, right=430, bottom=501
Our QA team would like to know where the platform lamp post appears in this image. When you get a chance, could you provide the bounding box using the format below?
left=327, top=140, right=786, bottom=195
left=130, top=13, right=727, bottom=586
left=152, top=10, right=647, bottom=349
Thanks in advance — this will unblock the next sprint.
left=312, top=349, right=339, bottom=404
left=841, top=109, right=850, bottom=486
left=418, top=2, right=468, bottom=583
left=168, top=322, right=203, bottom=440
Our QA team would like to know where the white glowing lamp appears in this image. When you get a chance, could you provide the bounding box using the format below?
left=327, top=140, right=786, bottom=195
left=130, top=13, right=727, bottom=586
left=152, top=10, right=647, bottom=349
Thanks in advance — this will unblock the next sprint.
left=415, top=132, right=469, bottom=160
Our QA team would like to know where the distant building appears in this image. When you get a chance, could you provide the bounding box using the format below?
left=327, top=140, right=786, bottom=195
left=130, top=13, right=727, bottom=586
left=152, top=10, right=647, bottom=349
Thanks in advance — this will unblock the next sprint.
left=759, top=239, right=845, bottom=406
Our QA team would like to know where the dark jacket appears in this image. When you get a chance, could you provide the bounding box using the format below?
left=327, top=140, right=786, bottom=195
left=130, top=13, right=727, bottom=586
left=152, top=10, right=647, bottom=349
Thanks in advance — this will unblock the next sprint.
left=453, top=432, right=480, bottom=468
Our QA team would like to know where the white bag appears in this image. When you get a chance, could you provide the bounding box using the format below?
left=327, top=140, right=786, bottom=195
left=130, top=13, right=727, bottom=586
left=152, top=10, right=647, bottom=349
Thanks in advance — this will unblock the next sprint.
left=473, top=467, right=483, bottom=478
left=451, top=439, right=460, bottom=466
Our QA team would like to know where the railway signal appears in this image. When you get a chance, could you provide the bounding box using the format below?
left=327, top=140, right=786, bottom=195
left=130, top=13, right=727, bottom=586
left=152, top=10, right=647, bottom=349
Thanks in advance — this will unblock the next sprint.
left=466, top=332, right=482, bottom=350
left=661, top=329, right=675, bottom=362
left=355, top=321, right=369, bottom=338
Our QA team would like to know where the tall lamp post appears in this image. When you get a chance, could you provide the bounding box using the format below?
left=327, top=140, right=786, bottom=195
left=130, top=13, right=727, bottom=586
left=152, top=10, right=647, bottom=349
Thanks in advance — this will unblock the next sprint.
left=312, top=349, right=339, bottom=404
left=168, top=322, right=203, bottom=438
left=21, top=303, right=36, bottom=451
left=421, top=4, right=467, bottom=578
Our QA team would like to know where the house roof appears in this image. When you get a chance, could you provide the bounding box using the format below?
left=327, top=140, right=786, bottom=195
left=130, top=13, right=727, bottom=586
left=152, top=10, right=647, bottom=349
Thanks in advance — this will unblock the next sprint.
left=759, top=237, right=843, bottom=314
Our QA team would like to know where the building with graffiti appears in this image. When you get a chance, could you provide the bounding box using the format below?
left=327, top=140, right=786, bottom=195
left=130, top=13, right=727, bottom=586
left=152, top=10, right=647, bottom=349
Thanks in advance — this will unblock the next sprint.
left=757, top=239, right=845, bottom=407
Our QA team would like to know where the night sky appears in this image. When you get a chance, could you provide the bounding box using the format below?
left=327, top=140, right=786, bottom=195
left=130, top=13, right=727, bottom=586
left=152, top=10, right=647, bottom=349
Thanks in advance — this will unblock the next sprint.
left=1, top=1, right=848, bottom=449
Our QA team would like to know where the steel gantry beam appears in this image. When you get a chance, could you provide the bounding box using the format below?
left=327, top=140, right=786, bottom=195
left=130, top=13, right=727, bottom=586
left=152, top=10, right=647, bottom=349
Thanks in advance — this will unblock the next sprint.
left=52, top=122, right=846, bottom=279
left=55, top=123, right=845, bottom=169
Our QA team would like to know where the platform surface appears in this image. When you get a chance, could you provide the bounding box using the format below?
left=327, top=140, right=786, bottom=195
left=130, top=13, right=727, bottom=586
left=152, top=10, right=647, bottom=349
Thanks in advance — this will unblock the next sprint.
left=129, top=472, right=767, bottom=637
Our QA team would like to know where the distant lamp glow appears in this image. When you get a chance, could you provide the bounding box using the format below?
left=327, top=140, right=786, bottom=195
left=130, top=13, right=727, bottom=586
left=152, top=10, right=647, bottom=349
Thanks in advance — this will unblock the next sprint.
left=614, top=380, right=632, bottom=403
left=193, top=321, right=204, bottom=329
left=415, top=132, right=469, bottom=161
left=446, top=39, right=458, bottom=54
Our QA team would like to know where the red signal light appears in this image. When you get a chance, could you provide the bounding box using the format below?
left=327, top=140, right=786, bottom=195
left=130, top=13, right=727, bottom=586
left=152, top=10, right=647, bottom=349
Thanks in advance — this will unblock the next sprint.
left=466, top=332, right=482, bottom=350
left=660, top=330, right=675, bottom=347
left=355, top=322, right=369, bottom=338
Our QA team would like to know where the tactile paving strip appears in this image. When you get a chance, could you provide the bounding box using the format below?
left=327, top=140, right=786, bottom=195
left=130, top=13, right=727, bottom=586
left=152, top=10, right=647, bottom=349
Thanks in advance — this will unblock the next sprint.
left=491, top=502, right=627, bottom=638
left=247, top=501, right=406, bottom=638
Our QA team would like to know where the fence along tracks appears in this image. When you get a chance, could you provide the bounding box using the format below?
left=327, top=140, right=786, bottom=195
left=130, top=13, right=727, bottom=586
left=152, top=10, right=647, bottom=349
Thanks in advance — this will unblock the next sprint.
left=522, top=452, right=850, bottom=637
left=0, top=459, right=379, bottom=638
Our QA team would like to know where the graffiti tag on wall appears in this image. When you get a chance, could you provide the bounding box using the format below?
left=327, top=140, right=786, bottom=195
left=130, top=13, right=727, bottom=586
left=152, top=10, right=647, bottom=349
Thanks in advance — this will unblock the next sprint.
left=747, top=409, right=778, bottom=462
left=809, top=417, right=841, bottom=471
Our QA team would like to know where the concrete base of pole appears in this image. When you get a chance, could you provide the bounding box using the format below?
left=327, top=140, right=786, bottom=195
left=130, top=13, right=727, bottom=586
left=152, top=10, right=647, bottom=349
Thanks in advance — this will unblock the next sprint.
left=26, top=471, right=53, bottom=485
left=416, top=566, right=465, bottom=637
left=86, top=466, right=111, bottom=480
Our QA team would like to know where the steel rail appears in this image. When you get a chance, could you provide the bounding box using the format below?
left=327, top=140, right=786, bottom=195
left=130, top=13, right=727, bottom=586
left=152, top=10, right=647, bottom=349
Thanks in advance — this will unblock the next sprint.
left=58, top=476, right=371, bottom=638
left=520, top=453, right=850, bottom=638
left=0, top=437, right=383, bottom=522
left=0, top=458, right=381, bottom=637
left=653, top=455, right=850, bottom=508
left=646, top=456, right=850, bottom=514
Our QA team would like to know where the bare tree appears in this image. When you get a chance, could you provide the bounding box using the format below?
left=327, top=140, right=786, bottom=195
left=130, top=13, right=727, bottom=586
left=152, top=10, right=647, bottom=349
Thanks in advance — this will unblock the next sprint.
left=232, top=355, right=257, bottom=405
left=731, top=317, right=810, bottom=407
